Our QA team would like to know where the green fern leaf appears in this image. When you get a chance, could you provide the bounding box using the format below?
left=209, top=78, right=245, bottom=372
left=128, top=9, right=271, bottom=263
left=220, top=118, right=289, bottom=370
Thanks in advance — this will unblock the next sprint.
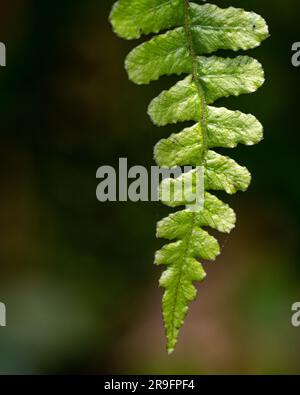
left=154, top=109, right=263, bottom=166
left=110, top=0, right=269, bottom=353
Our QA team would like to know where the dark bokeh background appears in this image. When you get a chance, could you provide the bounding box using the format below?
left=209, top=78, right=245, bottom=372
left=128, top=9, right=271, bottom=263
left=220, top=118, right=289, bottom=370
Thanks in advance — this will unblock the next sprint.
left=0, top=0, right=300, bottom=374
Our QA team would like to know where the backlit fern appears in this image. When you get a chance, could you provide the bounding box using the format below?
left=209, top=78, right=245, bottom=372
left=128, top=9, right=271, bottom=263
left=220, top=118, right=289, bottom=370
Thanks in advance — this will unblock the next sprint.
left=110, top=0, right=269, bottom=353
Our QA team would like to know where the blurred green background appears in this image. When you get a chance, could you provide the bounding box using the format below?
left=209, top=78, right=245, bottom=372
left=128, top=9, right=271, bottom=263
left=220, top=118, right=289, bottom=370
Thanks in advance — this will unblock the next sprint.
left=0, top=0, right=300, bottom=374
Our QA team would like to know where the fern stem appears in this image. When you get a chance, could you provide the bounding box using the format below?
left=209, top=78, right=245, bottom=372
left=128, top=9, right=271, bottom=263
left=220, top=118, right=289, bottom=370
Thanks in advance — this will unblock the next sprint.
left=183, top=0, right=208, bottom=166
left=163, top=1, right=209, bottom=352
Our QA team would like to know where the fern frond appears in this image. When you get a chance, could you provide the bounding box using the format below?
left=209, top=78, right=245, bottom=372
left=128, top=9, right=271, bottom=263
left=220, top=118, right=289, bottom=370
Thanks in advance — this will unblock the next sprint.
left=110, top=0, right=269, bottom=353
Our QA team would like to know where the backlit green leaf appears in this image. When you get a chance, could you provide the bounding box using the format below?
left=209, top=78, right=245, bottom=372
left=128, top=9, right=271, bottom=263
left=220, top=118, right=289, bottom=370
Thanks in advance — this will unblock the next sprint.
left=110, top=0, right=268, bottom=354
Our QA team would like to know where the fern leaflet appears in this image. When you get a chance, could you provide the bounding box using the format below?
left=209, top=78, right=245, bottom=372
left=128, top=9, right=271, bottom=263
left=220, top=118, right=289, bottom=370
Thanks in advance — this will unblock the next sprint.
left=110, top=0, right=269, bottom=353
